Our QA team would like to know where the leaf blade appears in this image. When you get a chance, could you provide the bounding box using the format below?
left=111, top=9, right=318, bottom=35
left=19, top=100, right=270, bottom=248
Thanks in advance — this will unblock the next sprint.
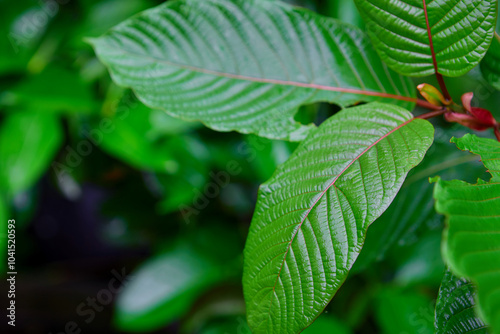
left=355, top=0, right=497, bottom=77
left=243, top=103, right=434, bottom=333
left=435, top=268, right=489, bottom=334
left=0, top=112, right=63, bottom=194
left=90, top=0, right=416, bottom=140
left=433, top=134, right=500, bottom=332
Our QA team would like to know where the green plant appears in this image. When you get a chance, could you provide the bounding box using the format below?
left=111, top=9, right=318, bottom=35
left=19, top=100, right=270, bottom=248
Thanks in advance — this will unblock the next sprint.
left=3, top=0, right=500, bottom=333
left=87, top=0, right=500, bottom=333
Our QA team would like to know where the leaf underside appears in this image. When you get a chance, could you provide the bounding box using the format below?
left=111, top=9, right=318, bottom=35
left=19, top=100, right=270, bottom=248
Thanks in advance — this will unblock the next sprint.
left=355, top=0, right=497, bottom=77
left=434, top=134, right=500, bottom=332
left=435, top=268, right=488, bottom=334
left=90, top=0, right=415, bottom=141
left=243, top=103, right=434, bottom=334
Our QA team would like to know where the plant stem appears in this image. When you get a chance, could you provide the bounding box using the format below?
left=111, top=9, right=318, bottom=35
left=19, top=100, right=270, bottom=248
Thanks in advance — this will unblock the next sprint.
left=416, top=99, right=443, bottom=111
left=422, top=0, right=452, bottom=102
left=435, top=73, right=451, bottom=102
left=416, top=108, right=447, bottom=120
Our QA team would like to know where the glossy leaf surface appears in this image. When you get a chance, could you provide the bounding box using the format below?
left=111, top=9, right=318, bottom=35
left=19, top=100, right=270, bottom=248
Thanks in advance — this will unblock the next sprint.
left=90, top=0, right=415, bottom=141
left=434, top=134, right=500, bottom=332
left=355, top=130, right=487, bottom=271
left=243, top=103, right=434, bottom=333
left=355, top=0, right=497, bottom=77
left=435, top=268, right=488, bottom=334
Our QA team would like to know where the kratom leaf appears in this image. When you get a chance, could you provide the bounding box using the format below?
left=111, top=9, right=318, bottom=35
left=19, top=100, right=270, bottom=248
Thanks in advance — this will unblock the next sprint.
left=435, top=268, right=488, bottom=334
left=433, top=134, right=500, bottom=332
left=355, top=133, right=487, bottom=272
left=354, top=0, right=497, bottom=77
left=0, top=112, right=63, bottom=194
left=481, top=33, right=500, bottom=90
left=243, top=103, right=434, bottom=334
left=90, top=0, right=416, bottom=141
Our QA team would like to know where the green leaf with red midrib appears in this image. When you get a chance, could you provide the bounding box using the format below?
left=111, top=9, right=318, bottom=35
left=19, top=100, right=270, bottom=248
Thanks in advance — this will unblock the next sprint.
left=270, top=116, right=415, bottom=296
left=355, top=0, right=497, bottom=77
left=243, top=102, right=434, bottom=334
left=89, top=0, right=416, bottom=141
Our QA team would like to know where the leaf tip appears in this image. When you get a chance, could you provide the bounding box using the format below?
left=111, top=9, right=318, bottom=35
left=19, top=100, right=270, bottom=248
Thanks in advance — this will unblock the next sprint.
left=429, top=176, right=441, bottom=184
left=84, top=37, right=99, bottom=47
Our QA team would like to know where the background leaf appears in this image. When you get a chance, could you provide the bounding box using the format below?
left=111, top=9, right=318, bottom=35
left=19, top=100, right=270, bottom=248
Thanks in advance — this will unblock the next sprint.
left=435, top=268, right=488, bottom=334
left=90, top=0, right=416, bottom=141
left=433, top=134, right=500, bottom=332
left=374, top=287, right=434, bottom=334
left=243, top=103, right=434, bottom=333
left=481, top=33, right=500, bottom=91
left=94, top=93, right=203, bottom=173
left=0, top=112, right=63, bottom=194
left=354, top=0, right=497, bottom=77
left=115, top=227, right=241, bottom=332
left=4, top=66, right=97, bottom=114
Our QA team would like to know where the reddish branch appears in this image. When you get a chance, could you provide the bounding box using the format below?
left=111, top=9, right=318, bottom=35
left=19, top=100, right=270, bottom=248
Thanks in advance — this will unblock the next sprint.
left=416, top=108, right=447, bottom=120
left=422, top=0, right=451, bottom=102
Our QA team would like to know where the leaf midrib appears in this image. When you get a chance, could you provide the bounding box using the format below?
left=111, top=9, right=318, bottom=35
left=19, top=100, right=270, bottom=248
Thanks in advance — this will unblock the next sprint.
left=96, top=40, right=418, bottom=104
left=423, top=0, right=440, bottom=74
left=266, top=116, right=416, bottom=316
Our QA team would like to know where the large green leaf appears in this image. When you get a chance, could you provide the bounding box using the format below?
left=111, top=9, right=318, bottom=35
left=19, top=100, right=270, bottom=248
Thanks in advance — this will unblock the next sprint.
left=90, top=0, right=416, bottom=141
left=0, top=112, right=63, bottom=194
left=354, top=0, right=497, bottom=77
left=243, top=103, right=434, bottom=334
left=435, top=268, right=488, bottom=334
left=433, top=134, right=500, bottom=332
left=355, top=130, right=487, bottom=272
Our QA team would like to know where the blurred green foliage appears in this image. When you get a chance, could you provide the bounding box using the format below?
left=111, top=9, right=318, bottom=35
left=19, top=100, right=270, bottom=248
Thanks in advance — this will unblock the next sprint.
left=1, top=0, right=500, bottom=333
